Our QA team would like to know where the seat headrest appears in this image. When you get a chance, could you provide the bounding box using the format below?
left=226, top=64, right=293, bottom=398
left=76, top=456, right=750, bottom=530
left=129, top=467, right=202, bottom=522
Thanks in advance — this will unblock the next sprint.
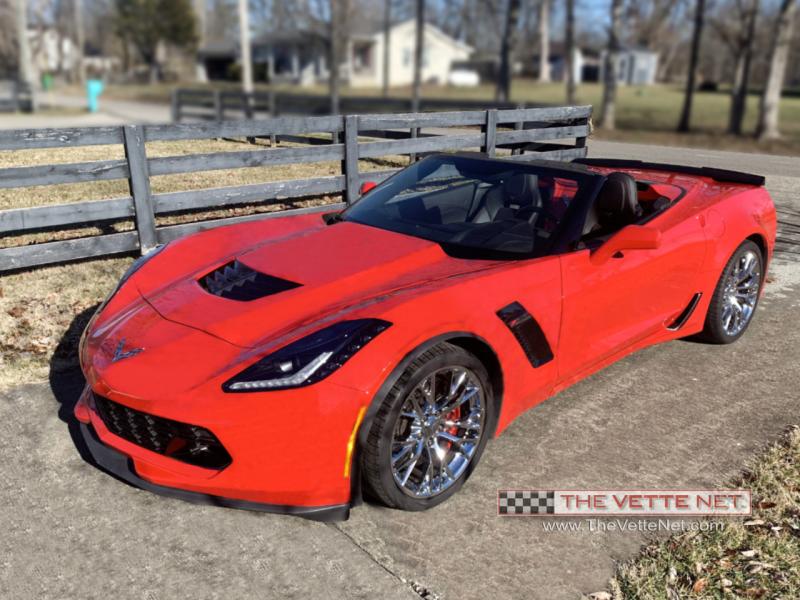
left=595, top=172, right=641, bottom=227
left=503, top=173, right=539, bottom=207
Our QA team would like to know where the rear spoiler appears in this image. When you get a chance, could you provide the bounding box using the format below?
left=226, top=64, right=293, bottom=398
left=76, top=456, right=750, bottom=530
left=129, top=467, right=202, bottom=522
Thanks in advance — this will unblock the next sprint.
left=573, top=158, right=765, bottom=187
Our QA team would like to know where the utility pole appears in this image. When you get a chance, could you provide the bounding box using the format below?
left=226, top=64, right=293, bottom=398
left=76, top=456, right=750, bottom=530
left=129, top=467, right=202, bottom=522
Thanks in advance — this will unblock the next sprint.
left=411, top=0, right=424, bottom=112
left=382, top=0, right=391, bottom=96
left=238, top=0, right=253, bottom=95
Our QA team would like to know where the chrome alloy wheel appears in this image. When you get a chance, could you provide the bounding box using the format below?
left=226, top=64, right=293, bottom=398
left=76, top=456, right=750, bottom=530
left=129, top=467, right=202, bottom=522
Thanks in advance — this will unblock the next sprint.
left=390, top=367, right=486, bottom=498
left=720, top=249, right=761, bottom=337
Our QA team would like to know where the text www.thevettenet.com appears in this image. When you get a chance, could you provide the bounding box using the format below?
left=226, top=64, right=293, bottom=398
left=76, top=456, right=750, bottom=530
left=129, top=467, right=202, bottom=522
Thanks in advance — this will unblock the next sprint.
left=541, top=519, right=727, bottom=533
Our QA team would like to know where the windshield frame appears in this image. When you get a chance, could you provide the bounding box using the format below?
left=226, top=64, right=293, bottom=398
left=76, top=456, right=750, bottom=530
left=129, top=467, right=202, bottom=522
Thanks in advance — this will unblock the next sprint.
left=341, top=153, right=606, bottom=260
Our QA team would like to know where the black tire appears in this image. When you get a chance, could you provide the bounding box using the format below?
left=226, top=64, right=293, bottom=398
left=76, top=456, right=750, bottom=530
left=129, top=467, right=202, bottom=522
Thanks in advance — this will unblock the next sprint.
left=360, top=342, right=493, bottom=511
left=698, top=240, right=763, bottom=344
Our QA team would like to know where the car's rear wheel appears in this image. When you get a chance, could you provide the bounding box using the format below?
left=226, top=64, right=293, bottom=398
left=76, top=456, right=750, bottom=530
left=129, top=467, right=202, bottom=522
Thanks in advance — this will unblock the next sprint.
left=699, top=240, right=763, bottom=344
left=361, top=343, right=493, bottom=511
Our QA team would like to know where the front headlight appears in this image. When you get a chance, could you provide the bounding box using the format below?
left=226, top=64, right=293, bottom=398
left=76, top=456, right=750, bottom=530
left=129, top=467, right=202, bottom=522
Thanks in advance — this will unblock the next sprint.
left=223, top=319, right=391, bottom=392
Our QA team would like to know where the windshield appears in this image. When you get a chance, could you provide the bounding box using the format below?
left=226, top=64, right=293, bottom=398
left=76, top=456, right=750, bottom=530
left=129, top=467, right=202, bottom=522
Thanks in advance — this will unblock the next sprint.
left=342, top=155, right=599, bottom=258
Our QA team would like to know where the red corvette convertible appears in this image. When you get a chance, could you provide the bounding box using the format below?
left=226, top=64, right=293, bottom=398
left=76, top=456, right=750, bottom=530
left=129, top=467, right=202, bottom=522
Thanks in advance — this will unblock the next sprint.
left=74, top=154, right=776, bottom=521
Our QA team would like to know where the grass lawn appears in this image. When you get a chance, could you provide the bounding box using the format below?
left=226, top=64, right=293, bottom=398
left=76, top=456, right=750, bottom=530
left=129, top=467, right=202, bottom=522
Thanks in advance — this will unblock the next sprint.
left=92, top=80, right=800, bottom=155
left=608, top=427, right=800, bottom=599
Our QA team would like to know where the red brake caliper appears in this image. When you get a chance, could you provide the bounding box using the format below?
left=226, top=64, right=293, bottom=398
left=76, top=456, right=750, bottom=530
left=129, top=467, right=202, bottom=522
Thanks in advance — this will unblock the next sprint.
left=443, top=406, right=461, bottom=448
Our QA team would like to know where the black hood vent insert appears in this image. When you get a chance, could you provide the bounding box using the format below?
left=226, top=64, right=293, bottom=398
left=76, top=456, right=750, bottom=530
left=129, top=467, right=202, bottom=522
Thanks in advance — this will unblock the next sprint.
left=200, top=260, right=301, bottom=301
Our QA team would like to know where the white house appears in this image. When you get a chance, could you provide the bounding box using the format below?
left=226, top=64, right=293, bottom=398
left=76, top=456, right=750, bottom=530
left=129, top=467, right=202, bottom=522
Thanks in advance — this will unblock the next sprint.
left=349, top=20, right=473, bottom=88
left=599, top=47, right=659, bottom=85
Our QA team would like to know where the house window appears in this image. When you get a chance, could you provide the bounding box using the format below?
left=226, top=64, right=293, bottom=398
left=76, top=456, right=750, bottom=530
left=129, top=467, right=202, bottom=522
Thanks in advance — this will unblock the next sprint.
left=402, top=47, right=428, bottom=68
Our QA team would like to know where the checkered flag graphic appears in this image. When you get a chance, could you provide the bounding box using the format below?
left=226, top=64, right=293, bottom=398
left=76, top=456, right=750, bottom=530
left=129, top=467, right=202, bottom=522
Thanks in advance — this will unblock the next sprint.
left=498, top=490, right=555, bottom=515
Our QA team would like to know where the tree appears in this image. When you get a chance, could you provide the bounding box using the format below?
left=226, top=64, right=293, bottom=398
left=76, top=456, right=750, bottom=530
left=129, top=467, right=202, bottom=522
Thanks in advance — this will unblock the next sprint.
left=0, top=0, right=18, bottom=78
left=714, top=0, right=760, bottom=135
left=600, top=0, right=623, bottom=129
left=677, top=0, right=706, bottom=132
left=382, top=0, right=391, bottom=96
left=756, top=0, right=797, bottom=140
left=73, top=0, right=86, bottom=83
left=237, top=0, right=252, bottom=94
left=328, top=0, right=351, bottom=115
left=537, top=0, right=550, bottom=82
left=113, top=0, right=197, bottom=83
left=496, top=0, right=520, bottom=101
left=194, top=0, right=207, bottom=82
left=15, top=0, right=33, bottom=85
left=412, top=0, right=424, bottom=112
left=564, top=0, right=576, bottom=104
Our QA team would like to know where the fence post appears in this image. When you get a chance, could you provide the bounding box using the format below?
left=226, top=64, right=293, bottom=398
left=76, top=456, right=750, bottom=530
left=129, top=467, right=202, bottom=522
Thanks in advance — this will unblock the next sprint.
left=512, top=102, right=524, bottom=155
left=343, top=115, right=360, bottom=205
left=268, top=90, right=277, bottom=146
left=171, top=89, right=181, bottom=122
left=213, top=90, right=223, bottom=121
left=123, top=125, right=158, bottom=254
left=409, top=126, right=419, bottom=163
left=575, top=112, right=591, bottom=155
left=482, top=109, right=497, bottom=157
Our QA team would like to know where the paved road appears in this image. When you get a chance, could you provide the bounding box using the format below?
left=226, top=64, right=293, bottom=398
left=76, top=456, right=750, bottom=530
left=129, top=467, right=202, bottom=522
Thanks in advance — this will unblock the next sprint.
left=0, top=92, right=171, bottom=129
left=1, top=142, right=798, bottom=599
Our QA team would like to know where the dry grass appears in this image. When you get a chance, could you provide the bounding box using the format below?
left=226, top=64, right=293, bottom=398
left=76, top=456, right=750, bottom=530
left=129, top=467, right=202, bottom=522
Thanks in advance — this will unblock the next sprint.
left=0, top=258, right=131, bottom=389
left=608, top=427, right=800, bottom=599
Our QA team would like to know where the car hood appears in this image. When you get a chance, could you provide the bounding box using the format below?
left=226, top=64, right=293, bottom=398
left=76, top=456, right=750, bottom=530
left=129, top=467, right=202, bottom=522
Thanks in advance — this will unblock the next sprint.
left=137, top=220, right=496, bottom=348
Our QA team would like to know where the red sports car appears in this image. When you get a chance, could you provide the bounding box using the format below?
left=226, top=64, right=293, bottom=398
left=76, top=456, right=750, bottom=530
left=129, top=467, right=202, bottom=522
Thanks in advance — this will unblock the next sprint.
left=74, top=154, right=776, bottom=521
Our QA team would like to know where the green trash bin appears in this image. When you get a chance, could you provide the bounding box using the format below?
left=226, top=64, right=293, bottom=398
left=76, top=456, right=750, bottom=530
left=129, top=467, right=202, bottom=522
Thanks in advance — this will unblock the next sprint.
left=41, top=73, right=54, bottom=91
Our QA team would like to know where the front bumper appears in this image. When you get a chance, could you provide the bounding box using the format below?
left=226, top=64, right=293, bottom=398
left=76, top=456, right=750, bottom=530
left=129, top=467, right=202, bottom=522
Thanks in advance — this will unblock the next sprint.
left=73, top=374, right=369, bottom=521
left=77, top=421, right=350, bottom=521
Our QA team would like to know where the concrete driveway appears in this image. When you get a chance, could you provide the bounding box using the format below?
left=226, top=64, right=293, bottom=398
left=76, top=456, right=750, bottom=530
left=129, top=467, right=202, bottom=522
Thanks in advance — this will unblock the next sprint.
left=1, top=142, right=798, bottom=599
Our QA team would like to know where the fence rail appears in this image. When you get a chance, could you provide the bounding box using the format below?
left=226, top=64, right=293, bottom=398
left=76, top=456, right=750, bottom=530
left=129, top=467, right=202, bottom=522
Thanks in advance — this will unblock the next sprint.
left=171, top=88, right=533, bottom=123
left=0, top=105, right=592, bottom=273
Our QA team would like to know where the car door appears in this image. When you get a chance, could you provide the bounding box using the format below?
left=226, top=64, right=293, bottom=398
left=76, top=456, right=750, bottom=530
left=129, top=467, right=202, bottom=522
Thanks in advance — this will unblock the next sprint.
left=556, top=212, right=707, bottom=386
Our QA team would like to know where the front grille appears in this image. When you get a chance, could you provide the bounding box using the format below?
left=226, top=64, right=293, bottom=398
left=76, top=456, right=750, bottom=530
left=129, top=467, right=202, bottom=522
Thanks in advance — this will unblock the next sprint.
left=93, top=394, right=232, bottom=470
left=199, top=259, right=301, bottom=301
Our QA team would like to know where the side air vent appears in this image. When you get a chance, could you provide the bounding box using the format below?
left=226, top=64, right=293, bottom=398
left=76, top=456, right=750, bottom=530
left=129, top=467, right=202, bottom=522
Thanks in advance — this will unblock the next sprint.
left=200, top=260, right=301, bottom=301
left=497, top=301, right=554, bottom=368
left=666, top=293, right=702, bottom=331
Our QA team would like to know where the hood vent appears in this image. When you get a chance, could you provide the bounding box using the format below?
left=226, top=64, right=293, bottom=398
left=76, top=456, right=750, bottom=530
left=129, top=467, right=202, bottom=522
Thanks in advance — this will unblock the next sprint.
left=200, top=260, right=301, bottom=301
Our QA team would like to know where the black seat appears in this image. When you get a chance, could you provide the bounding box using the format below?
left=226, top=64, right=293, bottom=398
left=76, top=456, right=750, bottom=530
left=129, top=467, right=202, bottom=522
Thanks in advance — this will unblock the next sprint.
left=582, top=171, right=642, bottom=236
left=471, top=173, right=541, bottom=223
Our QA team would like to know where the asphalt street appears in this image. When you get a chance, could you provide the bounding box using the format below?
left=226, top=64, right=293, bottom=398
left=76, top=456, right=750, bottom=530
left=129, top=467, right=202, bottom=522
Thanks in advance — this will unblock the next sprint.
left=1, top=141, right=798, bottom=599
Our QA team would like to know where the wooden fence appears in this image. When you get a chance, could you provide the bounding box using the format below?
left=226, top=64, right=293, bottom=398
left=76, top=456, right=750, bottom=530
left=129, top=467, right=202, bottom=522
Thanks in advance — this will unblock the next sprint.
left=0, top=105, right=591, bottom=273
left=171, top=88, right=532, bottom=122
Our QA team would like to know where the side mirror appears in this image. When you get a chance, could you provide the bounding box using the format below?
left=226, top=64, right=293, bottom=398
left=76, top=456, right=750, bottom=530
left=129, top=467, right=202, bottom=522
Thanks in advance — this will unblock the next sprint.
left=590, top=225, right=661, bottom=265
left=360, top=181, right=377, bottom=195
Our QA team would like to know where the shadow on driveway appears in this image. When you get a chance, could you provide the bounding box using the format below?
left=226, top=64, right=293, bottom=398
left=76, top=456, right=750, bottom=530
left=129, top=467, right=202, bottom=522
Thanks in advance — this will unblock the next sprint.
left=48, top=303, right=98, bottom=468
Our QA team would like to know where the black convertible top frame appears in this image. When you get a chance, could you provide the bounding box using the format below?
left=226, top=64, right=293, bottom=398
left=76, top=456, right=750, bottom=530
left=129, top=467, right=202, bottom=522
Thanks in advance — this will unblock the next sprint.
left=572, top=158, right=765, bottom=187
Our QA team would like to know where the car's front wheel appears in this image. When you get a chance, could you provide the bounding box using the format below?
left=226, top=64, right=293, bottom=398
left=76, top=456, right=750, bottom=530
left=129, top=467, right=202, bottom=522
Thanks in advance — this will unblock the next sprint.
left=361, top=343, right=493, bottom=511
